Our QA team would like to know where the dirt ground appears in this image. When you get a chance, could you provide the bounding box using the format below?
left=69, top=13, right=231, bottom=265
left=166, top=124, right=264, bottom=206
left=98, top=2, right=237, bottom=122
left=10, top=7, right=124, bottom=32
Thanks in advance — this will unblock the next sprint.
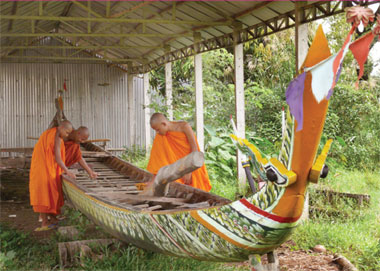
left=0, top=172, right=341, bottom=271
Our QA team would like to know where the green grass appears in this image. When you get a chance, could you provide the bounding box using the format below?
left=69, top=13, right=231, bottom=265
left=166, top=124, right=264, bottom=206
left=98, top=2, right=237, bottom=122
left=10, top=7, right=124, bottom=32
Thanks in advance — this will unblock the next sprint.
left=292, top=170, right=380, bottom=271
left=0, top=224, right=57, bottom=271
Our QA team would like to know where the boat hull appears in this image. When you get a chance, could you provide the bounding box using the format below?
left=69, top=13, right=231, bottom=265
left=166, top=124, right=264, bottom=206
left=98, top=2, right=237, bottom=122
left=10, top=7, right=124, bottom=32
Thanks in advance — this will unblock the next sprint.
left=63, top=179, right=299, bottom=262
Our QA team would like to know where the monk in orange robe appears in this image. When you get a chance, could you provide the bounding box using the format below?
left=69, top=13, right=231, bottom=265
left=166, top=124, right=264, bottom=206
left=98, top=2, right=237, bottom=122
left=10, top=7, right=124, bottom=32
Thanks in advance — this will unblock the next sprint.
left=147, top=113, right=211, bottom=192
left=65, top=126, right=98, bottom=179
left=29, top=120, right=76, bottom=230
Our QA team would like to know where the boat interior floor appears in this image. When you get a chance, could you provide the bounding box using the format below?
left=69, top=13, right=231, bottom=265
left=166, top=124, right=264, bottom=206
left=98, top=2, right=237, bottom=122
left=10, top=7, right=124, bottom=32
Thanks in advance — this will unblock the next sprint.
left=67, top=144, right=231, bottom=213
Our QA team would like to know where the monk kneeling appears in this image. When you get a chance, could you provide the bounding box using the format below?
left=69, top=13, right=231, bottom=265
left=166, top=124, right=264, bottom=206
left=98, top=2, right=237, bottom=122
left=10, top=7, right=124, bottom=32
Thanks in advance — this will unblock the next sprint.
left=65, top=126, right=98, bottom=179
left=29, top=121, right=76, bottom=231
left=147, top=113, right=211, bottom=192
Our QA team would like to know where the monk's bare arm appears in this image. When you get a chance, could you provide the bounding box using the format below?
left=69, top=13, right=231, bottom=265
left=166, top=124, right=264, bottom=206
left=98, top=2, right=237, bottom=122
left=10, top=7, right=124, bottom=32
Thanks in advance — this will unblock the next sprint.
left=181, top=123, right=197, bottom=185
left=182, top=123, right=198, bottom=152
left=54, top=133, right=76, bottom=179
left=78, top=157, right=98, bottom=179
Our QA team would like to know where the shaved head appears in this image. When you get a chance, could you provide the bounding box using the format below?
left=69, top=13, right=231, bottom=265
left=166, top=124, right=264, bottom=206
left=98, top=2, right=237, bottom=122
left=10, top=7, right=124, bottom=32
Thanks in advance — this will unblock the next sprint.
left=150, top=112, right=170, bottom=135
left=58, top=120, right=73, bottom=140
left=77, top=126, right=89, bottom=137
left=71, top=126, right=90, bottom=143
left=150, top=113, right=167, bottom=126
left=60, top=120, right=73, bottom=130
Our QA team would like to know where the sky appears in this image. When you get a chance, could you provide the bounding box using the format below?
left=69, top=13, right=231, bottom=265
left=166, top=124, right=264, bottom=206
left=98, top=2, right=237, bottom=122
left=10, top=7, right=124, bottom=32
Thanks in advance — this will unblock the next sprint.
left=367, top=4, right=380, bottom=76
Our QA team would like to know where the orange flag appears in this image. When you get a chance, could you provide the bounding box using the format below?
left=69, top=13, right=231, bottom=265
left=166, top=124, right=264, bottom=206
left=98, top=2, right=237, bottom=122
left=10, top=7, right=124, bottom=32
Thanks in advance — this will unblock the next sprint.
left=29, top=128, right=65, bottom=215
left=147, top=131, right=212, bottom=192
left=64, top=141, right=82, bottom=167
left=349, top=32, right=375, bottom=87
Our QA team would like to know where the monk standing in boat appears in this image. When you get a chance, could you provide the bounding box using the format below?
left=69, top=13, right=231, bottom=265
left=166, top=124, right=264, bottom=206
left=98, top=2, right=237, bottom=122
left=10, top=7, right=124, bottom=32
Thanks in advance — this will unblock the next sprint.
left=147, top=113, right=211, bottom=192
left=29, top=120, right=76, bottom=231
left=64, top=126, right=98, bottom=179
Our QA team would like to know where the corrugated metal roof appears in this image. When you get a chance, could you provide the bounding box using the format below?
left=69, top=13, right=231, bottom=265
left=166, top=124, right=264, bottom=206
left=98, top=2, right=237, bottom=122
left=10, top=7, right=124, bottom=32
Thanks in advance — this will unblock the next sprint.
left=0, top=1, right=376, bottom=73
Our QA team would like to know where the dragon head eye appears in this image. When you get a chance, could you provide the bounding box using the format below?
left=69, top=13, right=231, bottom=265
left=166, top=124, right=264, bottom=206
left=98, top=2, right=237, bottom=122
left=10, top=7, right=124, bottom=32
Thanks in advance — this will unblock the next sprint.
left=320, top=164, right=329, bottom=179
left=266, top=168, right=278, bottom=182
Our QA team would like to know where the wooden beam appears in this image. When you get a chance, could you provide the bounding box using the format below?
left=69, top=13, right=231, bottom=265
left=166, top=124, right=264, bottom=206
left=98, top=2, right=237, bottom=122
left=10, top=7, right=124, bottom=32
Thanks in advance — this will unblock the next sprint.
left=143, top=72, right=152, bottom=151
left=0, top=147, right=34, bottom=153
left=194, top=53, right=204, bottom=152
left=165, top=62, right=173, bottom=121
left=142, top=152, right=204, bottom=197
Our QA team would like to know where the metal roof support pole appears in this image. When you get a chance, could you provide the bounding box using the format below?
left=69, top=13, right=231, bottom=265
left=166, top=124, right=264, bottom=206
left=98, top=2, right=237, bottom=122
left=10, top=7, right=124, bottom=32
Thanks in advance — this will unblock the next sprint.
left=165, top=63, right=173, bottom=121
left=295, top=1, right=310, bottom=221
left=295, top=2, right=309, bottom=73
left=194, top=32, right=204, bottom=152
left=165, top=45, right=173, bottom=121
left=233, top=23, right=246, bottom=193
left=128, top=63, right=136, bottom=147
left=143, top=72, right=152, bottom=151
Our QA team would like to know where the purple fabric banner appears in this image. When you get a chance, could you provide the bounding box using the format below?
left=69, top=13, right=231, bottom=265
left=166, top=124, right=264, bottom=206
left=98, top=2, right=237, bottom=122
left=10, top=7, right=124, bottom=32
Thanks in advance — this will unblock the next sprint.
left=285, top=72, right=307, bottom=131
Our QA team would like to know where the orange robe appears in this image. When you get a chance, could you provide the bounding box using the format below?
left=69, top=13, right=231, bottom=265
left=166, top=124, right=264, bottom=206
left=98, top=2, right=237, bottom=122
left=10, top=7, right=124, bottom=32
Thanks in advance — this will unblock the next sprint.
left=29, top=128, right=65, bottom=215
left=147, top=131, right=212, bottom=192
left=64, top=141, right=82, bottom=167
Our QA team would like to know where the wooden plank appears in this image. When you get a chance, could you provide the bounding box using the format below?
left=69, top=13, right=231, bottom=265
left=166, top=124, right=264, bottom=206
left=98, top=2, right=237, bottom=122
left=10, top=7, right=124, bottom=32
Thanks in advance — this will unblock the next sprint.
left=81, top=151, right=111, bottom=158
left=142, top=205, right=162, bottom=211
left=142, top=152, right=204, bottom=197
left=0, top=147, right=34, bottom=154
left=88, top=187, right=138, bottom=192
left=175, top=201, right=210, bottom=209
left=133, top=204, right=149, bottom=208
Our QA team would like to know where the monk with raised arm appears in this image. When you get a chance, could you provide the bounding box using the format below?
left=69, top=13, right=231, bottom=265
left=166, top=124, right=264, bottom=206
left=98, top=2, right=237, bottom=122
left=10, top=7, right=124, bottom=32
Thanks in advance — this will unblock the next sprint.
left=147, top=113, right=211, bottom=192
left=29, top=120, right=76, bottom=231
left=65, top=126, right=98, bottom=179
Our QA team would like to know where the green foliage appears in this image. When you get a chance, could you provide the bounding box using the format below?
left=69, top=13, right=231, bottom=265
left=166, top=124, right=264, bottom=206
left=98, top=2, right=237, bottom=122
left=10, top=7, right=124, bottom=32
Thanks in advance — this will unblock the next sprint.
left=120, top=145, right=147, bottom=165
left=204, top=126, right=236, bottom=182
left=326, top=83, right=380, bottom=170
left=292, top=170, right=380, bottom=271
left=0, top=224, right=57, bottom=270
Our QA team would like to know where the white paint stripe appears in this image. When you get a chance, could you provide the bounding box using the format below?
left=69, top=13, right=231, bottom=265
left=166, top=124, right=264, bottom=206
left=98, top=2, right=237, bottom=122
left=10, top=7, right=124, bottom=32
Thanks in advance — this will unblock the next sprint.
left=231, top=201, right=299, bottom=229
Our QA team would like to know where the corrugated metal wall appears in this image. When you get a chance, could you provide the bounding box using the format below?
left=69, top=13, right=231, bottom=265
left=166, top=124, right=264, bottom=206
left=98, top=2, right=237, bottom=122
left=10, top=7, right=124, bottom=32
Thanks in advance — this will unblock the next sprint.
left=0, top=63, right=146, bottom=150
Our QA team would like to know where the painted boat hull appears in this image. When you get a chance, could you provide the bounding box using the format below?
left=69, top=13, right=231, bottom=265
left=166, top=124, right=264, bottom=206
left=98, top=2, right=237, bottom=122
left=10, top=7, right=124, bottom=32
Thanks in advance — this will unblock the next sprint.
left=63, top=177, right=299, bottom=262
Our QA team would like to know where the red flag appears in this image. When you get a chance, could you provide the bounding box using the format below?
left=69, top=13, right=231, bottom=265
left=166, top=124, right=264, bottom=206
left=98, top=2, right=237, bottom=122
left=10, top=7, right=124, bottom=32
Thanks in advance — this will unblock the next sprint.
left=349, top=32, right=375, bottom=87
left=63, top=80, right=67, bottom=91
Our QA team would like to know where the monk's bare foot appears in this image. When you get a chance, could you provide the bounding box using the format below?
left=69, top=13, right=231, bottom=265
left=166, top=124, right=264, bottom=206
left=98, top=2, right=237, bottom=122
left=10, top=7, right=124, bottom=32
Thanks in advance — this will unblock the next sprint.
left=40, top=213, right=51, bottom=227
left=48, top=214, right=59, bottom=224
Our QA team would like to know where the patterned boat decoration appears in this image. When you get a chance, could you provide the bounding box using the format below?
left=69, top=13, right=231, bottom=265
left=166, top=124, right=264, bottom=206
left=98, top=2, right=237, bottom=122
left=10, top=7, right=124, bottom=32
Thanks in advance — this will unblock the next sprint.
left=62, top=9, right=378, bottom=261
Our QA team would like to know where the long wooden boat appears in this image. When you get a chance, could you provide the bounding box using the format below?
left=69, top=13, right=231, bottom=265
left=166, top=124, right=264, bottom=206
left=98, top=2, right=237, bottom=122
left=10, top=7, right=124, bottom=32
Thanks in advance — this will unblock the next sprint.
left=62, top=10, right=377, bottom=262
